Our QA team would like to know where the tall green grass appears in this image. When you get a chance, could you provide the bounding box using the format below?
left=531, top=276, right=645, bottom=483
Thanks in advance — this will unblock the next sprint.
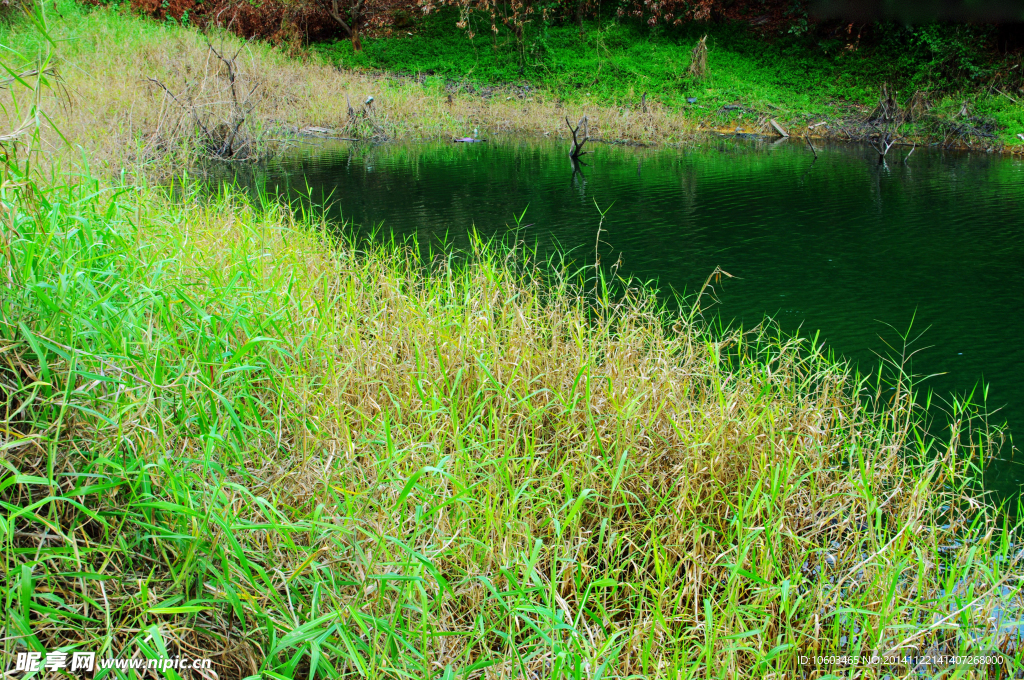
left=2, top=166, right=1024, bottom=677
left=3, top=5, right=1024, bottom=679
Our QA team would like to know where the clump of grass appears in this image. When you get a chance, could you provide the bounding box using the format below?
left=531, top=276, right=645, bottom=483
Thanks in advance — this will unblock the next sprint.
left=2, top=166, right=1023, bottom=677
left=688, top=34, right=708, bottom=80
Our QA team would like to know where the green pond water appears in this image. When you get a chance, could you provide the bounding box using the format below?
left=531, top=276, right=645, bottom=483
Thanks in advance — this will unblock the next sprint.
left=222, top=136, right=1024, bottom=497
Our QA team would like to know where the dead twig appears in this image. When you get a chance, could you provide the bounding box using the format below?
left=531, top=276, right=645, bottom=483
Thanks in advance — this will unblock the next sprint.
left=866, top=84, right=901, bottom=164
left=145, top=38, right=261, bottom=160
left=903, top=143, right=916, bottom=164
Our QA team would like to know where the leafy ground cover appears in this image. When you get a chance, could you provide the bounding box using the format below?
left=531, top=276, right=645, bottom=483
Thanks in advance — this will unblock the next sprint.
left=319, top=11, right=1024, bottom=146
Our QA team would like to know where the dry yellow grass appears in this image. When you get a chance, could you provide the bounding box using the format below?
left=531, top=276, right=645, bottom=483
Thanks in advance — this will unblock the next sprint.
left=4, top=3, right=706, bottom=175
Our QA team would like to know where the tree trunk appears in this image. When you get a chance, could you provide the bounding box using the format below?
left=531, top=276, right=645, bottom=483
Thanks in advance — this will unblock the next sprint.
left=328, top=0, right=353, bottom=37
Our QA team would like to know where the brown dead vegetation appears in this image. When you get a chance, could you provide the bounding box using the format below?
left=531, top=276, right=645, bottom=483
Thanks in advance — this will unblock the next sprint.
left=85, top=0, right=417, bottom=46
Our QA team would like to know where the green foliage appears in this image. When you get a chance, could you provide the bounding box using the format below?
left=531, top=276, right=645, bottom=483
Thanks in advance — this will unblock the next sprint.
left=317, top=8, right=1024, bottom=143
left=0, top=3, right=62, bottom=180
left=878, top=22, right=998, bottom=89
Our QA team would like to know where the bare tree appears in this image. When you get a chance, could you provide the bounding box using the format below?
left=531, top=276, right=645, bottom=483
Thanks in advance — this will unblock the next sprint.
left=146, top=39, right=261, bottom=160
left=866, top=83, right=900, bottom=164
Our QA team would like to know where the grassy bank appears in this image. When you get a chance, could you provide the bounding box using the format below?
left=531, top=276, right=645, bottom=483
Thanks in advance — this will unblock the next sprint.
left=0, top=0, right=700, bottom=175
left=2, top=1, right=1021, bottom=181
left=4, top=166, right=1024, bottom=678
left=322, top=11, right=1024, bottom=147
left=3, top=5, right=1024, bottom=680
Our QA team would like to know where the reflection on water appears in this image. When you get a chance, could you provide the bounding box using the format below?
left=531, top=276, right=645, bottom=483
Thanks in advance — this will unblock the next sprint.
left=218, top=136, right=1024, bottom=497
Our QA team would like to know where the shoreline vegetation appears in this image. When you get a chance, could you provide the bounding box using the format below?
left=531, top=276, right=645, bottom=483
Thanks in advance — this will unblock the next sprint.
left=3, top=3, right=1024, bottom=679
left=1, top=0, right=1023, bottom=182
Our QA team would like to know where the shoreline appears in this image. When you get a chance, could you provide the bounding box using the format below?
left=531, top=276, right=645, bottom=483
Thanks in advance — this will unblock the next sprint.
left=284, top=119, right=1024, bottom=156
left=2, top=3, right=1017, bottom=179
left=237, top=72, right=1024, bottom=160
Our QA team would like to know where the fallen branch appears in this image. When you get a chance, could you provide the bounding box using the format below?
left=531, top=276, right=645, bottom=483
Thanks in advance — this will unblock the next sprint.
left=903, top=143, right=916, bottom=164
left=804, top=134, right=817, bottom=160
left=770, top=118, right=789, bottom=138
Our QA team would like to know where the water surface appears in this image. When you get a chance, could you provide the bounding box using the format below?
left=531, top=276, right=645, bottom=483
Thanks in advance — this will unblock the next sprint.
left=222, top=136, right=1024, bottom=496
